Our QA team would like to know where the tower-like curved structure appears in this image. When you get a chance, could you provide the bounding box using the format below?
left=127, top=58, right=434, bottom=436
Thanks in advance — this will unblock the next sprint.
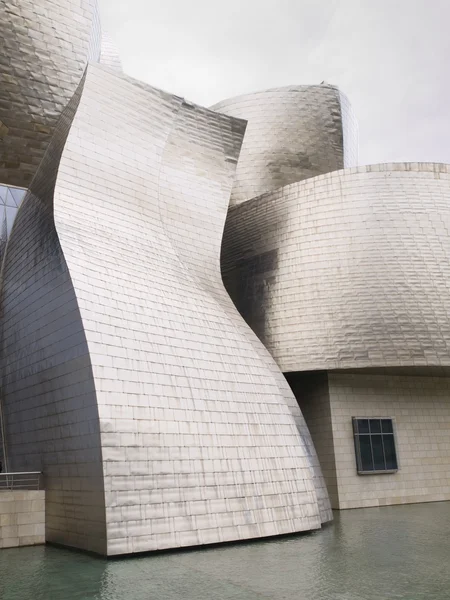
left=211, top=84, right=358, bottom=205
left=1, top=64, right=331, bottom=555
left=0, top=0, right=120, bottom=188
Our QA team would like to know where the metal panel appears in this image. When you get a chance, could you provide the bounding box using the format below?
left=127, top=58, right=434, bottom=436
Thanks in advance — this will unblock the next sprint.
left=1, top=64, right=331, bottom=555
left=0, top=74, right=107, bottom=554
left=222, top=163, right=450, bottom=372
left=0, top=0, right=103, bottom=188
left=99, top=33, right=123, bottom=71
left=211, top=84, right=358, bottom=206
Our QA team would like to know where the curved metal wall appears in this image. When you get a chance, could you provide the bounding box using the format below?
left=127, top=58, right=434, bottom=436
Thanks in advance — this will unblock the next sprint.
left=0, top=0, right=102, bottom=188
left=0, top=74, right=107, bottom=554
left=211, top=84, right=359, bottom=206
left=100, top=33, right=123, bottom=71
left=222, top=163, right=450, bottom=373
left=2, top=64, right=331, bottom=555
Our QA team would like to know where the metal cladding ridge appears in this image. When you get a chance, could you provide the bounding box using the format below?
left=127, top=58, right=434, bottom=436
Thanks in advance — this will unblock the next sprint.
left=0, top=0, right=121, bottom=189
left=1, top=64, right=331, bottom=556
left=221, top=163, right=450, bottom=373
left=211, top=84, right=359, bottom=206
left=100, top=32, right=123, bottom=71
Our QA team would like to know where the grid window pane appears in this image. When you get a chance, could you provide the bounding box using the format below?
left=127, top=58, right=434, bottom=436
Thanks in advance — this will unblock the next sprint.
left=371, top=434, right=385, bottom=470
left=383, top=435, right=398, bottom=470
left=6, top=188, right=17, bottom=207
left=0, top=185, right=26, bottom=240
left=369, top=419, right=381, bottom=433
left=9, top=187, right=26, bottom=206
left=381, top=419, right=393, bottom=433
left=353, top=418, right=398, bottom=474
left=359, top=435, right=373, bottom=471
left=5, top=205, right=18, bottom=234
left=357, top=419, right=370, bottom=434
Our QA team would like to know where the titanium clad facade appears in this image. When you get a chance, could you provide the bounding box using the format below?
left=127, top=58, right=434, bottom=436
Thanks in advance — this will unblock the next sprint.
left=0, top=0, right=102, bottom=188
left=211, top=85, right=358, bottom=206
left=100, top=33, right=123, bottom=71
left=222, top=163, right=450, bottom=373
left=1, top=64, right=330, bottom=555
left=0, top=75, right=107, bottom=553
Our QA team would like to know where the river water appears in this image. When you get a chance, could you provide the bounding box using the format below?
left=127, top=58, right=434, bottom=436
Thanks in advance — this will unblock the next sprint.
left=1, top=502, right=449, bottom=599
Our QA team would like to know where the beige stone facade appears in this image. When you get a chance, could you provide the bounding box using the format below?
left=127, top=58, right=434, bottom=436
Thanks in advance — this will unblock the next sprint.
left=290, top=371, right=450, bottom=510
left=0, top=490, right=45, bottom=548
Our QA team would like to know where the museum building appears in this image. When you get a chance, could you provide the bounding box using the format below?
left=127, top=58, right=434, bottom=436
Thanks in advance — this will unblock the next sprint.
left=0, top=0, right=449, bottom=555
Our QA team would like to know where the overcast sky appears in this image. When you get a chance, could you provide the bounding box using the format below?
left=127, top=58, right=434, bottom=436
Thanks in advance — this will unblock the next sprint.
left=99, top=0, right=450, bottom=166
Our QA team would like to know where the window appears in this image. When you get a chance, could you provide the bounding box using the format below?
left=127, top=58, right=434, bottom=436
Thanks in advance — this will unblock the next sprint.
left=352, top=418, right=398, bottom=474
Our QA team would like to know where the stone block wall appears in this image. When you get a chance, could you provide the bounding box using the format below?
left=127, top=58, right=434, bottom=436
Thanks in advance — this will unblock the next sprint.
left=295, top=371, right=450, bottom=510
left=287, top=372, right=339, bottom=508
left=0, top=491, right=45, bottom=548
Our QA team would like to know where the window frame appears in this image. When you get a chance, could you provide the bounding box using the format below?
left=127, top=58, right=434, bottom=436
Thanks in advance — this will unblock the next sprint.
left=352, top=417, right=399, bottom=475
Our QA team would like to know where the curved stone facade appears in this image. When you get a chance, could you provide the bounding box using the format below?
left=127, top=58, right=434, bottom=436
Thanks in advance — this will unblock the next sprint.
left=1, top=64, right=330, bottom=555
left=211, top=84, right=358, bottom=206
left=0, top=0, right=102, bottom=188
left=222, top=163, right=450, bottom=372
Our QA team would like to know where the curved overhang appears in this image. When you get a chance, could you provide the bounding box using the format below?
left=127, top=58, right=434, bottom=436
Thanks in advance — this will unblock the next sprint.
left=222, top=162, right=450, bottom=373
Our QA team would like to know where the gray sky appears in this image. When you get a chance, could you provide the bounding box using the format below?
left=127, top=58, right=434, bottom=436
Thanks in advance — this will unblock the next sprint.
left=99, top=0, right=450, bottom=166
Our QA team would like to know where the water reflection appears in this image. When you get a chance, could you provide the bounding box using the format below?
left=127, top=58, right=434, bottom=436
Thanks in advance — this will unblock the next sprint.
left=1, top=502, right=449, bottom=600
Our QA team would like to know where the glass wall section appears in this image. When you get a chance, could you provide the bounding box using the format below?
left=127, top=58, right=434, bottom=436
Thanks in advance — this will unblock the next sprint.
left=0, top=184, right=27, bottom=240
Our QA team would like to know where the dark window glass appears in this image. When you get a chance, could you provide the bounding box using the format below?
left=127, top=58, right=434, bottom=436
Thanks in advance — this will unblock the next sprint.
left=371, top=435, right=385, bottom=470
left=359, top=436, right=373, bottom=471
left=357, top=419, right=370, bottom=434
left=383, top=436, right=398, bottom=470
left=353, top=418, right=398, bottom=474
left=369, top=419, right=381, bottom=433
left=381, top=419, right=393, bottom=433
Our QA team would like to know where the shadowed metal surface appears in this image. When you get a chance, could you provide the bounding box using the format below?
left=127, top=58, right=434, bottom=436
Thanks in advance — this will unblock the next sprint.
left=1, top=63, right=330, bottom=555
left=222, top=163, right=450, bottom=373
left=0, top=0, right=102, bottom=188
left=211, top=84, right=358, bottom=206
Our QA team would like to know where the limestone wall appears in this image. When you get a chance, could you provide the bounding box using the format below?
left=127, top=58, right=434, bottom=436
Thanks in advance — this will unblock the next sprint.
left=328, top=372, right=450, bottom=509
left=0, top=491, right=45, bottom=548
left=295, top=371, right=450, bottom=510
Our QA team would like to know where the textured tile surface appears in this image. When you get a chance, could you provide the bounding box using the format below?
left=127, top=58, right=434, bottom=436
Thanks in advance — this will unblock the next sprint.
left=99, top=32, right=123, bottom=71
left=222, top=163, right=450, bottom=372
left=1, top=75, right=107, bottom=554
left=211, top=84, right=358, bottom=206
left=287, top=372, right=339, bottom=509
left=1, top=64, right=330, bottom=555
left=298, top=371, right=450, bottom=509
left=0, top=490, right=45, bottom=548
left=0, top=0, right=102, bottom=188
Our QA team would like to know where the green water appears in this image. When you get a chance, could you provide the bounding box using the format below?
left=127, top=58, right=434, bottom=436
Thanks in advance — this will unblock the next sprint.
left=1, top=503, right=449, bottom=600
